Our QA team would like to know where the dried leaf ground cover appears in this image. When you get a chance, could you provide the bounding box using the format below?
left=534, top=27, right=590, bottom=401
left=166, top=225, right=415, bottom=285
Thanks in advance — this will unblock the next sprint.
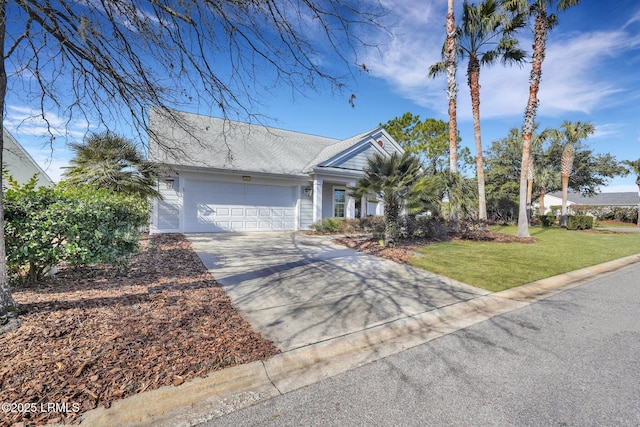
left=334, top=229, right=534, bottom=264
left=0, top=234, right=279, bottom=426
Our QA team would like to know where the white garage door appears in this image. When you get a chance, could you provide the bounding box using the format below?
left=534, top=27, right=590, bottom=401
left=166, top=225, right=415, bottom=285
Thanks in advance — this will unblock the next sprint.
left=184, top=180, right=297, bottom=232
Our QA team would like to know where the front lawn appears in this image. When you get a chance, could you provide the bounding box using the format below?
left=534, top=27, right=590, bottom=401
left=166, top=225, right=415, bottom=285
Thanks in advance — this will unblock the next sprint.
left=409, top=226, right=640, bottom=292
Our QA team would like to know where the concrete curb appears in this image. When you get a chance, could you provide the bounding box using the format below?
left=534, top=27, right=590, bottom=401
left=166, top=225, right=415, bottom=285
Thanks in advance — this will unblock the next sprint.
left=77, top=253, right=640, bottom=426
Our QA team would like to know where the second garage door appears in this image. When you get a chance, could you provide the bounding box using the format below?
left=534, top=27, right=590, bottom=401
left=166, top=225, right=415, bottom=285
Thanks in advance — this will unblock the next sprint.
left=183, top=180, right=297, bottom=232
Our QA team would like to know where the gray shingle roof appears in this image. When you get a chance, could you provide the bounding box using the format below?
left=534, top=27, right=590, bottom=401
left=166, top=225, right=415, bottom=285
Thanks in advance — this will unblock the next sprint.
left=549, top=190, right=639, bottom=206
left=148, top=109, right=379, bottom=176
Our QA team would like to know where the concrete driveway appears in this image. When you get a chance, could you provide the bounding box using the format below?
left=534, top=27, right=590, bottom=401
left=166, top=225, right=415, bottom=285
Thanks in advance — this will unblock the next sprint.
left=187, top=232, right=488, bottom=351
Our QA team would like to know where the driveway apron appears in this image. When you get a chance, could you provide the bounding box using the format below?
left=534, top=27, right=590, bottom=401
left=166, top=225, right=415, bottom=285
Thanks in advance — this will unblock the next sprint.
left=187, top=232, right=488, bottom=352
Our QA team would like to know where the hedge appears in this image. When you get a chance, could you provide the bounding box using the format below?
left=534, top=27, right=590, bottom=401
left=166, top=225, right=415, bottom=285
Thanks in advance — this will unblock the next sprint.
left=566, top=215, right=594, bottom=230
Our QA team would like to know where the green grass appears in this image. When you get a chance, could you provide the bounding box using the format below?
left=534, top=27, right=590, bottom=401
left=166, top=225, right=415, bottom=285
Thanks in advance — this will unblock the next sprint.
left=595, top=220, right=639, bottom=229
left=409, top=225, right=640, bottom=292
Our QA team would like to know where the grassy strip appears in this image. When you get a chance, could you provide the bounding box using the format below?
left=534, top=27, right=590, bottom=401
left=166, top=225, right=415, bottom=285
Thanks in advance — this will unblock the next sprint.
left=409, top=226, right=640, bottom=292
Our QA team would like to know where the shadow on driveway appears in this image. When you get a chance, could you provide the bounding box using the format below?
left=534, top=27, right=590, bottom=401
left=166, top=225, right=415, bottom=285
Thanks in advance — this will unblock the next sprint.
left=187, top=232, right=488, bottom=352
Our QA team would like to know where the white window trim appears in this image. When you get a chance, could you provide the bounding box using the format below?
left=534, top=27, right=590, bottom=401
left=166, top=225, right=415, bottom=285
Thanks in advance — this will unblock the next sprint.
left=333, top=187, right=346, bottom=218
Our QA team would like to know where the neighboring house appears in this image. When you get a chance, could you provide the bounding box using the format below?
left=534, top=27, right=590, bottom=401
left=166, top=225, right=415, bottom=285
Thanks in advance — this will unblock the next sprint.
left=148, top=109, right=404, bottom=233
left=3, top=128, right=52, bottom=187
left=542, top=190, right=639, bottom=214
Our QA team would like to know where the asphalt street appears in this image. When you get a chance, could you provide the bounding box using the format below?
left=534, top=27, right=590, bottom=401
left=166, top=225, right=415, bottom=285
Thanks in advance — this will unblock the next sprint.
left=202, top=262, right=640, bottom=427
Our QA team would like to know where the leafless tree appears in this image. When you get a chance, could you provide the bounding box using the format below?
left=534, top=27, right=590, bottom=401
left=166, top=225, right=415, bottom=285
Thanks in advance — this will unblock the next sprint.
left=0, top=0, right=386, bottom=322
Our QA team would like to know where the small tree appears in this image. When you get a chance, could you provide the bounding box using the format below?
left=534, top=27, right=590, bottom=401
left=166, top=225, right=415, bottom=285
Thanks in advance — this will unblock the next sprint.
left=350, top=152, right=425, bottom=246
left=550, top=121, right=595, bottom=226
left=381, top=113, right=452, bottom=175
left=63, top=132, right=162, bottom=199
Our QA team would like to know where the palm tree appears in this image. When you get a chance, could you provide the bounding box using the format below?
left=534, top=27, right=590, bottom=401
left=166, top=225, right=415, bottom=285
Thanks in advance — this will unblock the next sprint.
left=428, top=0, right=458, bottom=222
left=526, top=154, right=535, bottom=222
left=431, top=0, right=525, bottom=220
left=445, top=0, right=458, bottom=175
left=503, top=0, right=581, bottom=237
left=551, top=121, right=594, bottom=226
left=526, top=127, right=549, bottom=222
left=622, top=159, right=640, bottom=226
left=63, top=132, right=162, bottom=199
left=460, top=0, right=525, bottom=220
left=419, top=171, right=478, bottom=220
left=350, top=152, right=424, bottom=246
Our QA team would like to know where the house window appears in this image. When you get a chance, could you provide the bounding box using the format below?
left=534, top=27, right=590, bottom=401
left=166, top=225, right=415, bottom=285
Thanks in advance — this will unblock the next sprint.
left=333, top=188, right=346, bottom=218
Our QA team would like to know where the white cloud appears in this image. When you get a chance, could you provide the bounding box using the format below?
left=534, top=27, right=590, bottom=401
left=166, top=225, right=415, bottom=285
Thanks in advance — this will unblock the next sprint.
left=359, top=7, right=640, bottom=122
left=359, top=1, right=447, bottom=111
left=5, top=105, right=88, bottom=140
left=591, top=122, right=624, bottom=139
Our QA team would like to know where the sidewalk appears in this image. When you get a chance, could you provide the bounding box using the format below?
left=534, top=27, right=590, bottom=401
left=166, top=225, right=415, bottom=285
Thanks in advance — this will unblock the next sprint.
left=76, top=236, right=640, bottom=426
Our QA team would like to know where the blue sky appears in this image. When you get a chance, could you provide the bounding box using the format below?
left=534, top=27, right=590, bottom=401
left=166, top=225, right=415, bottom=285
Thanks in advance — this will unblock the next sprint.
left=6, top=0, right=640, bottom=192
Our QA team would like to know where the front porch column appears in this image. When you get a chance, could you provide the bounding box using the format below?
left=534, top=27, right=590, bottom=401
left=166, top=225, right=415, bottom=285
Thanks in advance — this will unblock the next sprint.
left=313, top=178, right=323, bottom=223
left=346, top=181, right=356, bottom=219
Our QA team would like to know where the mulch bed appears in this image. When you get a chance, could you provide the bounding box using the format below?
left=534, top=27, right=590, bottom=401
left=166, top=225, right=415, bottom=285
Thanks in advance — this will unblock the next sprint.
left=0, top=234, right=279, bottom=426
left=334, top=229, right=535, bottom=264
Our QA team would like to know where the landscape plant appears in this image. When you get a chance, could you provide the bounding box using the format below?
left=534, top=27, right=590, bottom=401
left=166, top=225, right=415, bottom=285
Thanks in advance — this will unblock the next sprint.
left=350, top=152, right=427, bottom=246
left=4, top=177, right=150, bottom=284
left=62, top=132, right=163, bottom=199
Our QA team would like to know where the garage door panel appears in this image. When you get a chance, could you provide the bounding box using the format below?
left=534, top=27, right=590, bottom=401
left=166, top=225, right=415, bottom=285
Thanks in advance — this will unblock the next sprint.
left=184, top=180, right=297, bottom=232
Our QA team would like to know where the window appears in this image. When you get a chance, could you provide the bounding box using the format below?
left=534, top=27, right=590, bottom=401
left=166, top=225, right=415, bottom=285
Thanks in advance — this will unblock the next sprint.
left=333, top=188, right=346, bottom=218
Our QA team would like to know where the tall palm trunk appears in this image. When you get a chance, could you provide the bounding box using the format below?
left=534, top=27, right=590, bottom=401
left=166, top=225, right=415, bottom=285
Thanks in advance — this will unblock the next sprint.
left=384, top=200, right=400, bottom=246
left=560, top=143, right=574, bottom=227
left=446, top=0, right=458, bottom=175
left=526, top=156, right=534, bottom=224
left=539, top=186, right=546, bottom=216
left=468, top=55, right=486, bottom=220
left=517, top=8, right=548, bottom=237
left=636, top=175, right=640, bottom=227
left=0, top=0, right=18, bottom=319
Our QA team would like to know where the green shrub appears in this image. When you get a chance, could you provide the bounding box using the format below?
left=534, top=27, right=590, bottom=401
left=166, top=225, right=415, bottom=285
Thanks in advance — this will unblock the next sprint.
left=310, top=217, right=342, bottom=233
left=539, top=214, right=556, bottom=227
left=566, top=215, right=594, bottom=230
left=357, top=216, right=387, bottom=239
left=5, top=177, right=150, bottom=284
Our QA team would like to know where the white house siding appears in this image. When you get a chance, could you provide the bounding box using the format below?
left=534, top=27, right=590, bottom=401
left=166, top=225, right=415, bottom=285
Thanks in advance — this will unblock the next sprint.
left=375, top=132, right=403, bottom=156
left=4, top=129, right=52, bottom=187
left=322, top=183, right=344, bottom=219
left=338, top=145, right=375, bottom=171
left=153, top=176, right=182, bottom=232
left=299, top=185, right=314, bottom=229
